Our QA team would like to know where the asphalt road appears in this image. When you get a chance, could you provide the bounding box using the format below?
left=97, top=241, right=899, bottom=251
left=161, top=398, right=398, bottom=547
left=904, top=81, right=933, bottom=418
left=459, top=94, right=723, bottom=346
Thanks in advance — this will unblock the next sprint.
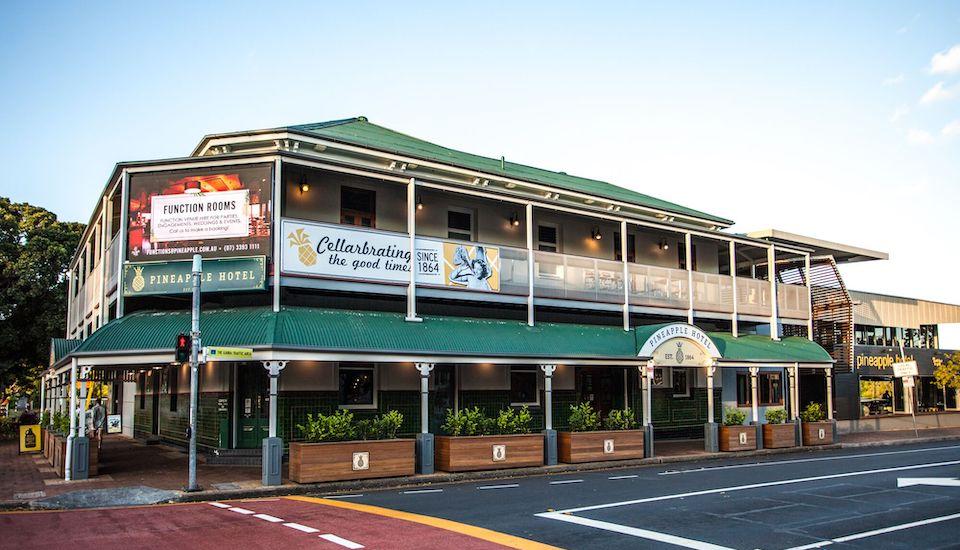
left=319, top=442, right=960, bottom=549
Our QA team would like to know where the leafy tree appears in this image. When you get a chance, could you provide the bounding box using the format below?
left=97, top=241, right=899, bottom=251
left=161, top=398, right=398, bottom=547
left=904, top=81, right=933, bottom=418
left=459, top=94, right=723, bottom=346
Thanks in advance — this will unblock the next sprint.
left=934, top=351, right=960, bottom=392
left=0, top=197, right=84, bottom=404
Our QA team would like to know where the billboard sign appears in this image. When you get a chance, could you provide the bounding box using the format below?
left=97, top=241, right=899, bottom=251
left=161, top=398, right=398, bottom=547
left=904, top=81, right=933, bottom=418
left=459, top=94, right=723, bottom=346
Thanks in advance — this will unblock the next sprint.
left=122, top=256, right=267, bottom=296
left=127, top=164, right=272, bottom=262
left=282, top=219, right=500, bottom=292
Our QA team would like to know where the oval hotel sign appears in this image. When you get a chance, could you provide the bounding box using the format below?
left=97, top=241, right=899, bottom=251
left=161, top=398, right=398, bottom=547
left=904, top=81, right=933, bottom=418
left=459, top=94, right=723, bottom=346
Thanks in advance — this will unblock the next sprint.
left=638, top=323, right=721, bottom=366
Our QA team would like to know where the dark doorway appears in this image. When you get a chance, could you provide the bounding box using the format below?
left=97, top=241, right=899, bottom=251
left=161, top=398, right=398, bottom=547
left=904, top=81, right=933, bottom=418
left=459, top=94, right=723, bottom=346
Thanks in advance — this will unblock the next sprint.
left=799, top=372, right=827, bottom=414
left=151, top=374, right=161, bottom=436
left=237, top=366, right=269, bottom=448
left=577, top=367, right=626, bottom=418
left=429, top=364, right=457, bottom=433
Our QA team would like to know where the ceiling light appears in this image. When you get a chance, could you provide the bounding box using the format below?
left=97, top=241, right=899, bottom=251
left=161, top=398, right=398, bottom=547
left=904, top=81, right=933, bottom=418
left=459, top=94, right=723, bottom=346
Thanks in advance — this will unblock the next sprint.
left=510, top=212, right=520, bottom=227
left=184, top=181, right=202, bottom=195
left=659, top=240, right=670, bottom=251
left=298, top=175, right=310, bottom=194
left=416, top=196, right=424, bottom=211
left=592, top=226, right=603, bottom=240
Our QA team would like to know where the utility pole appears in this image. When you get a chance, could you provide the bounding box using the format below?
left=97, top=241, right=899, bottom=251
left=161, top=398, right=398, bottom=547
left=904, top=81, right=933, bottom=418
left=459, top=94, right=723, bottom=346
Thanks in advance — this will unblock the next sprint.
left=186, top=254, right=202, bottom=492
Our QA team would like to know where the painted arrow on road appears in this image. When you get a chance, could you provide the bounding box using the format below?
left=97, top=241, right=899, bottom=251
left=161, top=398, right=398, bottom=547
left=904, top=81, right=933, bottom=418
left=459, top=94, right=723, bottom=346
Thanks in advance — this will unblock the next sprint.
left=897, top=477, right=960, bottom=488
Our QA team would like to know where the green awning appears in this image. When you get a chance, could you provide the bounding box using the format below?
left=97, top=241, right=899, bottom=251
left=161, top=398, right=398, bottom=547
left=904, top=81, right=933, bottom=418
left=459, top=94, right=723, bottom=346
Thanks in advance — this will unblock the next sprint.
left=708, top=333, right=834, bottom=363
left=49, top=338, right=81, bottom=366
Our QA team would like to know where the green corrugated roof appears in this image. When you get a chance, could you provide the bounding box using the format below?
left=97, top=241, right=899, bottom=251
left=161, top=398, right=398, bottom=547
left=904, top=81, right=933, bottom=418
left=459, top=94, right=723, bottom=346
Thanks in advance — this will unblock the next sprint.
left=288, top=118, right=733, bottom=226
left=49, top=338, right=81, bottom=366
left=634, top=322, right=833, bottom=363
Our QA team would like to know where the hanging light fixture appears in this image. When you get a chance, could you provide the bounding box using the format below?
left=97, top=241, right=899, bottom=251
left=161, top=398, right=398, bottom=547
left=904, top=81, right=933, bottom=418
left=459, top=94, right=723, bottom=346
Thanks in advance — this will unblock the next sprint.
left=510, top=212, right=520, bottom=227
left=658, top=240, right=670, bottom=251
left=592, top=226, right=602, bottom=240
left=298, top=174, right=310, bottom=194
left=416, top=196, right=424, bottom=210
left=184, top=180, right=202, bottom=195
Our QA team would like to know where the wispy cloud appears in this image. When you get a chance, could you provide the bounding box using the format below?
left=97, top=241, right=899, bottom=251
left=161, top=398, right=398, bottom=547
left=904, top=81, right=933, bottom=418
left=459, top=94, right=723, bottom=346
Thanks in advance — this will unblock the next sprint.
left=882, top=74, right=905, bottom=86
left=907, top=128, right=935, bottom=144
left=930, top=44, right=960, bottom=75
left=897, top=12, right=921, bottom=34
left=889, top=105, right=910, bottom=122
left=943, top=119, right=960, bottom=137
left=920, top=82, right=959, bottom=104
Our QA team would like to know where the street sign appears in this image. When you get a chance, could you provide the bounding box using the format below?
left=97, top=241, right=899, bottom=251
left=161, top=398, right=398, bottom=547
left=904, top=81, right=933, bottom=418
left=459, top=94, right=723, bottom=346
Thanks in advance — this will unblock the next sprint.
left=892, top=360, right=918, bottom=378
left=902, top=376, right=915, bottom=388
left=203, top=346, right=254, bottom=361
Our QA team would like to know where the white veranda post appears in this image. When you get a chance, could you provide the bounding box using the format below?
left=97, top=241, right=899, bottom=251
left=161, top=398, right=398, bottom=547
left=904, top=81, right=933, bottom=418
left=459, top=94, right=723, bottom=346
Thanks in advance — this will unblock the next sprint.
left=706, top=363, right=716, bottom=424
left=416, top=363, right=434, bottom=433
left=540, top=365, right=556, bottom=430
left=749, top=366, right=760, bottom=424
left=825, top=367, right=834, bottom=420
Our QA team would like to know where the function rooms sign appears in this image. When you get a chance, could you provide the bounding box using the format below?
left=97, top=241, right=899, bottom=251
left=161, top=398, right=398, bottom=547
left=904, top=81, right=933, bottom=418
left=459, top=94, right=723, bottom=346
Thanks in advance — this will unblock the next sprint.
left=282, top=219, right=501, bottom=292
left=151, top=190, right=251, bottom=242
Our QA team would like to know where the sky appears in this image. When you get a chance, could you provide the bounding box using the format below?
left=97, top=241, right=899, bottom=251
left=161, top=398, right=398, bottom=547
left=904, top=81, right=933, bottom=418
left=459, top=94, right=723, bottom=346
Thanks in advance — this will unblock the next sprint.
left=1, top=1, right=958, bottom=303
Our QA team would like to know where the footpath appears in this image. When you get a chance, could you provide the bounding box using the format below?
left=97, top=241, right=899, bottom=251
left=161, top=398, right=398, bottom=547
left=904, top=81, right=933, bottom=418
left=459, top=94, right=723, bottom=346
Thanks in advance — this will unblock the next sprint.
left=3, top=427, right=960, bottom=510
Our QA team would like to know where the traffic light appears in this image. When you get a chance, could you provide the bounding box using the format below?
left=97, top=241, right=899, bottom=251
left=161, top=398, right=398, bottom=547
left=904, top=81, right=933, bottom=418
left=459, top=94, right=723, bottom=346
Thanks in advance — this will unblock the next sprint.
left=175, top=333, right=191, bottom=363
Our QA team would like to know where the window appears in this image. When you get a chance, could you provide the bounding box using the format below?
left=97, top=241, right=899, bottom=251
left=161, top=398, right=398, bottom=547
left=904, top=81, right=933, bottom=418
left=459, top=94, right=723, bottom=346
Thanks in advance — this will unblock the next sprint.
left=537, top=224, right=559, bottom=252
left=168, top=366, right=179, bottom=412
left=138, top=372, right=146, bottom=409
left=447, top=208, right=474, bottom=241
left=340, top=186, right=376, bottom=227
left=736, top=372, right=784, bottom=406
left=859, top=376, right=894, bottom=416
left=72, top=266, right=80, bottom=296
left=671, top=368, right=690, bottom=397
left=510, top=366, right=539, bottom=406
left=613, top=232, right=636, bottom=262
left=920, top=325, right=939, bottom=349
left=678, top=243, right=698, bottom=271
left=339, top=364, right=376, bottom=408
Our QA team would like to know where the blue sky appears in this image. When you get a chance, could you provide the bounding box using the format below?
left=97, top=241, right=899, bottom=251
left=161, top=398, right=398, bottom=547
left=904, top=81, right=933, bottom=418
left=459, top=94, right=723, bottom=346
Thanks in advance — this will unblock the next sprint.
left=1, top=1, right=958, bottom=302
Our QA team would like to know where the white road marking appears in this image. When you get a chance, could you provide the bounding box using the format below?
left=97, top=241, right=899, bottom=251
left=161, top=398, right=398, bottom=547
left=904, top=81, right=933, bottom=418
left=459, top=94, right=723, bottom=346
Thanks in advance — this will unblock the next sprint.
left=478, top=483, right=519, bottom=490
left=658, top=445, right=960, bottom=476
left=283, top=522, right=320, bottom=533
left=549, top=458, right=960, bottom=515
left=324, top=494, right=364, bottom=499
left=319, top=533, right=365, bottom=549
left=402, top=489, right=444, bottom=494
left=228, top=507, right=256, bottom=515
left=783, top=511, right=960, bottom=550
left=550, top=479, right=584, bottom=485
left=253, top=513, right=284, bottom=523
left=608, top=475, right=639, bottom=480
left=539, top=512, right=733, bottom=550
left=897, top=477, right=960, bottom=488
left=209, top=502, right=231, bottom=508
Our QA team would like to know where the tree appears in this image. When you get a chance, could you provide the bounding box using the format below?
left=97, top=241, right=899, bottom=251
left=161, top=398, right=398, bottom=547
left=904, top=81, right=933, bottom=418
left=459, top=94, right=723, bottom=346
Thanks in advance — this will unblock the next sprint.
left=0, top=197, right=84, bottom=405
left=933, top=351, right=960, bottom=392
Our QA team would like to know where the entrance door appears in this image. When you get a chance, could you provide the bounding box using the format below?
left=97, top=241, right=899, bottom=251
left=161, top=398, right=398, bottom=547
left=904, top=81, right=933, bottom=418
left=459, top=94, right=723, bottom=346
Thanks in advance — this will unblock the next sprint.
left=429, top=365, right=457, bottom=434
left=151, top=374, right=161, bottom=436
left=577, top=367, right=625, bottom=418
left=237, top=366, right=269, bottom=448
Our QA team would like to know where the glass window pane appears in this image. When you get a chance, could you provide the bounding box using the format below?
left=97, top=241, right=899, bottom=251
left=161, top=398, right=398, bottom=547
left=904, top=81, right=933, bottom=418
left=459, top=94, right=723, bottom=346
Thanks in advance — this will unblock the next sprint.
left=510, top=368, right=538, bottom=405
left=339, top=367, right=374, bottom=406
left=859, top=377, right=894, bottom=416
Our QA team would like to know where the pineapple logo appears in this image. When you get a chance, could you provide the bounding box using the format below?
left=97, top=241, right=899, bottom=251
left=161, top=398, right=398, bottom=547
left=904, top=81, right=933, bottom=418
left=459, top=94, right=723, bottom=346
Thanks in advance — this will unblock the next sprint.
left=288, top=228, right=317, bottom=266
left=131, top=266, right=146, bottom=292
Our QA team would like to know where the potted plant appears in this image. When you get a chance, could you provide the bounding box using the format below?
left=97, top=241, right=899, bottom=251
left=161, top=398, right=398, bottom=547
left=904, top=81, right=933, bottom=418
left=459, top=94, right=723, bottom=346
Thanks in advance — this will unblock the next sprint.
left=289, top=409, right=414, bottom=484
left=800, top=403, right=834, bottom=445
left=762, top=408, right=795, bottom=448
left=558, top=403, right=645, bottom=463
left=435, top=406, right=543, bottom=472
left=719, top=407, right=756, bottom=451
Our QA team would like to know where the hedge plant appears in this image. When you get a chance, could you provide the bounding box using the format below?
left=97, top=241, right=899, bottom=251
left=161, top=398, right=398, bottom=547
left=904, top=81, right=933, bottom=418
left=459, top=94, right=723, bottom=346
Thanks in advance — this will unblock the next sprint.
left=297, top=409, right=405, bottom=443
left=799, top=402, right=826, bottom=423
left=764, top=408, right=788, bottom=424
left=722, top=407, right=747, bottom=426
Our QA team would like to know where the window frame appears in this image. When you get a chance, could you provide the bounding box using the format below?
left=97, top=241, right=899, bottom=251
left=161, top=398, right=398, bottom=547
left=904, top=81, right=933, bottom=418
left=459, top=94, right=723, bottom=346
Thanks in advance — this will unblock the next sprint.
left=736, top=371, right=784, bottom=407
left=671, top=367, right=690, bottom=398
left=337, top=363, right=378, bottom=410
left=446, top=206, right=476, bottom=242
left=340, top=186, right=377, bottom=228
left=537, top=223, right=560, bottom=253
left=509, top=365, right=540, bottom=407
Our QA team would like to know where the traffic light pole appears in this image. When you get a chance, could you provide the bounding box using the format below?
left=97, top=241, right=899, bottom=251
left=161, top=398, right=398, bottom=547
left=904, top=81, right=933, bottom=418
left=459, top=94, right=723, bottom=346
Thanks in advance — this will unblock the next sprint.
left=186, top=254, right=202, bottom=492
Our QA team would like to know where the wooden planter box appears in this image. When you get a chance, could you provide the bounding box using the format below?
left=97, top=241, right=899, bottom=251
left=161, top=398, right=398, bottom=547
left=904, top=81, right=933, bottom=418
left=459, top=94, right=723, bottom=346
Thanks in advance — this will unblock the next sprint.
left=719, top=425, right=757, bottom=452
left=42, top=429, right=51, bottom=459
left=49, top=434, right=100, bottom=477
left=289, top=439, right=415, bottom=484
left=558, top=430, right=645, bottom=463
left=763, top=423, right=796, bottom=449
left=802, top=421, right=834, bottom=446
left=436, top=434, right=543, bottom=472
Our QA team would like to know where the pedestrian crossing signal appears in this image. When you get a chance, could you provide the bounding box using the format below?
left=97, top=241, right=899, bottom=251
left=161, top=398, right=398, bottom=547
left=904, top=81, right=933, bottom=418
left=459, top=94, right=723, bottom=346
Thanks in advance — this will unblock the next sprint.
left=175, top=333, right=191, bottom=363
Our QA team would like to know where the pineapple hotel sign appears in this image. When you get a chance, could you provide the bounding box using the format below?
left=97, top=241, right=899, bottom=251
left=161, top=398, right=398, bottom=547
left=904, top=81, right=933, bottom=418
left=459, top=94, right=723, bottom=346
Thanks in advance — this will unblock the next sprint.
left=123, top=256, right=266, bottom=296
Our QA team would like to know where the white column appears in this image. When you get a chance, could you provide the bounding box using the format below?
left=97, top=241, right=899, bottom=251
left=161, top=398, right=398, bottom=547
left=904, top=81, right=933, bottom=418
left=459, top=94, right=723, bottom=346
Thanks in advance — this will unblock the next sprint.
left=262, top=361, right=287, bottom=438
left=99, top=196, right=109, bottom=328
left=642, top=361, right=653, bottom=426
left=406, top=178, right=421, bottom=322
left=791, top=363, right=800, bottom=419
left=749, top=366, right=760, bottom=424
left=540, top=364, right=556, bottom=430
left=621, top=220, right=629, bottom=331
left=804, top=254, right=813, bottom=340
left=39, top=374, right=46, bottom=417
left=416, top=363, right=434, bottom=433
left=526, top=203, right=535, bottom=327
left=685, top=233, right=694, bottom=324
left=729, top=241, right=738, bottom=337
left=768, top=245, right=779, bottom=340
left=825, top=367, right=834, bottom=420
left=65, top=358, right=78, bottom=481
left=273, top=159, right=283, bottom=313
left=706, top=363, right=716, bottom=424
left=117, top=170, right=129, bottom=319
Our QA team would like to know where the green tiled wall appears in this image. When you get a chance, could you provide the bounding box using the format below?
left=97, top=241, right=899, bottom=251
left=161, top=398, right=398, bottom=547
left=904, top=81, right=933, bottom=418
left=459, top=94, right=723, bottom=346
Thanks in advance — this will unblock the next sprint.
left=651, top=388, right=722, bottom=439
left=278, top=390, right=420, bottom=442
left=157, top=392, right=229, bottom=449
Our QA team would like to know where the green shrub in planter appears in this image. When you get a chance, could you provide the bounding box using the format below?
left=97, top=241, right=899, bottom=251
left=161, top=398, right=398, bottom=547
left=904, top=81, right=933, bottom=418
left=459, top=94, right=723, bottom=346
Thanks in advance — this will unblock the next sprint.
left=567, top=402, right=601, bottom=432
left=765, top=408, right=788, bottom=424
left=722, top=407, right=747, bottom=426
left=40, top=410, right=51, bottom=429
left=603, top=407, right=638, bottom=430
left=799, top=402, right=826, bottom=423
left=442, top=407, right=487, bottom=436
left=495, top=406, right=533, bottom=435
left=298, top=410, right=355, bottom=442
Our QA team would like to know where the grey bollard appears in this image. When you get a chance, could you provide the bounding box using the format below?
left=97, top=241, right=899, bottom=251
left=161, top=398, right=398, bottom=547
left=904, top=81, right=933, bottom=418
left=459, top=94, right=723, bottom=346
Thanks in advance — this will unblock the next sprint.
left=416, top=433, right=434, bottom=474
left=543, top=429, right=557, bottom=466
left=262, top=437, right=282, bottom=486
left=704, top=422, right=719, bottom=453
left=71, top=435, right=89, bottom=480
left=644, top=424, right=655, bottom=458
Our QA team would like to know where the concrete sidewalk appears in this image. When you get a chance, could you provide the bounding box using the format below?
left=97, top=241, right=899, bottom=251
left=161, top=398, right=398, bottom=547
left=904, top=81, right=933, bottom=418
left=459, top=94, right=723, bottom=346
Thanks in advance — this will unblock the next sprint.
left=5, top=426, right=960, bottom=510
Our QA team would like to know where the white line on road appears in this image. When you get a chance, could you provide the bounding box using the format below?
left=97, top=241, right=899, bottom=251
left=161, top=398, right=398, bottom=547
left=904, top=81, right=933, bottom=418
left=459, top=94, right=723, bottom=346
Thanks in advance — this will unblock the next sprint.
left=253, top=513, right=284, bottom=523
left=550, top=479, right=584, bottom=485
left=319, top=533, right=365, bottom=549
left=608, top=475, right=639, bottom=480
left=783, top=511, right=960, bottom=550
left=208, top=502, right=231, bottom=508
left=539, top=512, right=733, bottom=550
left=323, top=494, right=364, bottom=499
left=658, top=445, right=960, bottom=475
left=402, top=489, right=444, bottom=494
left=549, top=458, right=960, bottom=514
left=478, top=483, right=519, bottom=490
left=283, top=522, right=320, bottom=533
left=228, top=507, right=256, bottom=515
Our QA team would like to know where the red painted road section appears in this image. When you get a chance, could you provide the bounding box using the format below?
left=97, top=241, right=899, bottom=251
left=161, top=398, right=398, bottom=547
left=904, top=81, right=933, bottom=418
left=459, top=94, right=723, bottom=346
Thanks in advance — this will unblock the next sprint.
left=0, top=497, right=512, bottom=549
